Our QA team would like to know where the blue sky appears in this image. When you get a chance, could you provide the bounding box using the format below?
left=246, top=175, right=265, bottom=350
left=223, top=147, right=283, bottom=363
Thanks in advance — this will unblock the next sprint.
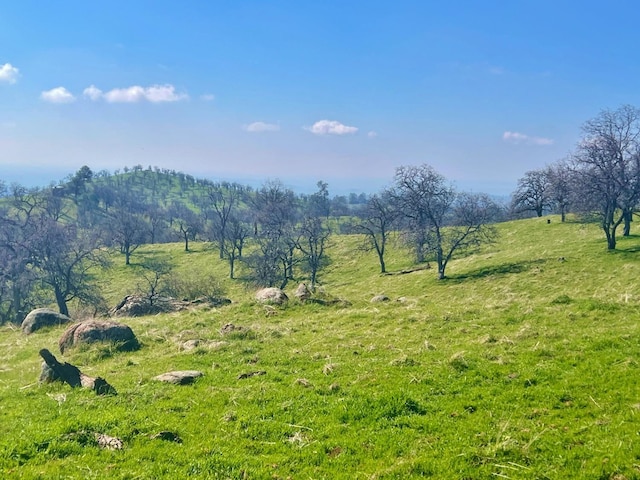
left=2, top=1, right=640, bottom=195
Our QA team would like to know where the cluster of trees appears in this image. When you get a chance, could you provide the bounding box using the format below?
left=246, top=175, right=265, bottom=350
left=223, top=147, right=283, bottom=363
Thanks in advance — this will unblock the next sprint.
left=355, top=165, right=502, bottom=279
left=2, top=104, right=638, bottom=323
left=511, top=104, right=640, bottom=249
left=0, top=163, right=503, bottom=323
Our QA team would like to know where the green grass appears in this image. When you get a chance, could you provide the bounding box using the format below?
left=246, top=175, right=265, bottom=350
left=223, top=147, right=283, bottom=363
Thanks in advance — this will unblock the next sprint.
left=2, top=216, right=640, bottom=479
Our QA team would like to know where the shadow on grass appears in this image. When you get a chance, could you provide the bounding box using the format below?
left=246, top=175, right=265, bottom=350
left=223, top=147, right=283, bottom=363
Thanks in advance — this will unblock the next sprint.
left=447, top=259, right=547, bottom=282
left=616, top=234, right=640, bottom=253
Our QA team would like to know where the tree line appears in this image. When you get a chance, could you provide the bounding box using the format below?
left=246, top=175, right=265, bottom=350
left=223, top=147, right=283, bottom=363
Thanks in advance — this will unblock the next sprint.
left=511, top=104, right=640, bottom=250
left=1, top=104, right=637, bottom=323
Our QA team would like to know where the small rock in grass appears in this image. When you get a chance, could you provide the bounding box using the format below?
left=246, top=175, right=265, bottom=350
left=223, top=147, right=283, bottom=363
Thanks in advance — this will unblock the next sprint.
left=154, top=370, right=203, bottom=385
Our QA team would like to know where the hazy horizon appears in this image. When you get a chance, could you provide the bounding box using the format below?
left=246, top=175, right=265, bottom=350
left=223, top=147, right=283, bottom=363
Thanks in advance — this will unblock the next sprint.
left=3, top=1, right=639, bottom=198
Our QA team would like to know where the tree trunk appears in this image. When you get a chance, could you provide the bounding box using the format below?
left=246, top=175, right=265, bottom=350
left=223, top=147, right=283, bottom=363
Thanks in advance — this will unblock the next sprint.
left=623, top=209, right=632, bottom=236
left=54, top=285, right=69, bottom=317
left=436, top=245, right=445, bottom=279
left=229, top=254, right=235, bottom=279
left=605, top=228, right=616, bottom=250
left=378, top=253, right=386, bottom=274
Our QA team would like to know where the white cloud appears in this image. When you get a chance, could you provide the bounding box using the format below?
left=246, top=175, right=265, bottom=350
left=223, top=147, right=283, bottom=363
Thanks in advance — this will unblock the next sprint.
left=503, top=131, right=553, bottom=146
left=307, top=120, right=358, bottom=135
left=0, top=63, right=19, bottom=84
left=200, top=94, right=215, bottom=101
left=367, top=131, right=378, bottom=138
left=83, top=85, right=103, bottom=101
left=40, top=87, right=76, bottom=104
left=101, top=84, right=188, bottom=103
left=244, top=121, right=280, bottom=132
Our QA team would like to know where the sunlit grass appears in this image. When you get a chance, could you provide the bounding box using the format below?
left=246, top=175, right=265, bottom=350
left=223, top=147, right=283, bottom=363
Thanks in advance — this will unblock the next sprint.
left=2, top=216, right=640, bottom=478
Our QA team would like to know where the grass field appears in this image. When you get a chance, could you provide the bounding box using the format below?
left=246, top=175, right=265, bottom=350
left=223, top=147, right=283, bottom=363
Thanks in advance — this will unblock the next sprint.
left=1, top=216, right=640, bottom=479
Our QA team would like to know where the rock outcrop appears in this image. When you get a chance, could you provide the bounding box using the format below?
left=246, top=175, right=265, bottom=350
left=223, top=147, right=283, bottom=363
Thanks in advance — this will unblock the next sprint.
left=59, top=320, right=139, bottom=354
left=21, top=308, right=71, bottom=334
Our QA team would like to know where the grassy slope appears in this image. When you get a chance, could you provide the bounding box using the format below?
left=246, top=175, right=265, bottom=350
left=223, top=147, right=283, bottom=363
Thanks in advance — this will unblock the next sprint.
left=1, top=216, right=640, bottom=479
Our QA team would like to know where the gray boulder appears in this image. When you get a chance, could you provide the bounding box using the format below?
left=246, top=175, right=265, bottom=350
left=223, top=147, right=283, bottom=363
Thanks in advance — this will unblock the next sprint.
left=294, top=283, right=312, bottom=302
left=154, top=370, right=203, bottom=385
left=255, top=287, right=288, bottom=305
left=21, top=308, right=71, bottom=334
left=59, top=320, right=139, bottom=354
left=370, top=295, right=390, bottom=303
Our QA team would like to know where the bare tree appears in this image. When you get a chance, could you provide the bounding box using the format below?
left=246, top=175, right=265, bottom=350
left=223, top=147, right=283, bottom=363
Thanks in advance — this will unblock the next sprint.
left=571, top=105, right=640, bottom=249
left=222, top=213, right=251, bottom=279
left=107, top=189, right=149, bottom=265
left=392, top=164, right=498, bottom=279
left=297, top=216, right=331, bottom=288
left=511, top=169, right=552, bottom=218
left=546, top=160, right=573, bottom=222
left=169, top=201, right=202, bottom=252
left=392, top=164, right=456, bottom=279
left=0, top=204, right=39, bottom=324
left=246, top=180, right=299, bottom=288
left=206, top=182, right=242, bottom=259
left=436, top=193, right=499, bottom=278
left=137, top=258, right=172, bottom=306
left=356, top=192, right=397, bottom=274
left=21, top=214, right=108, bottom=317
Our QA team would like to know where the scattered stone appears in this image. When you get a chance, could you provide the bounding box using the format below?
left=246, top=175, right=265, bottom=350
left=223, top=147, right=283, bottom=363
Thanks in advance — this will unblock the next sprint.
left=370, top=295, right=390, bottom=303
left=95, top=433, right=123, bottom=450
left=237, top=371, right=266, bottom=380
left=294, top=378, right=312, bottom=388
left=181, top=339, right=201, bottom=351
left=111, top=294, right=175, bottom=317
left=255, top=287, right=288, bottom=305
left=154, top=370, right=203, bottom=385
left=21, top=308, right=71, bottom=334
left=220, top=323, right=242, bottom=335
left=294, top=283, right=312, bottom=302
left=59, top=320, right=139, bottom=354
left=150, top=431, right=182, bottom=443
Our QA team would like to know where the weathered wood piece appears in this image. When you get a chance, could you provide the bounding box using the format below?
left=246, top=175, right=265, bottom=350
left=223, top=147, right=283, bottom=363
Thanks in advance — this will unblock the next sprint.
left=39, top=348, right=116, bottom=395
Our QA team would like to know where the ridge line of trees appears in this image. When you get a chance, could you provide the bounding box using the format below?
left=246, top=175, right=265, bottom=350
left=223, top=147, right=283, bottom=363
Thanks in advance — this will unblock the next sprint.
left=2, top=104, right=640, bottom=323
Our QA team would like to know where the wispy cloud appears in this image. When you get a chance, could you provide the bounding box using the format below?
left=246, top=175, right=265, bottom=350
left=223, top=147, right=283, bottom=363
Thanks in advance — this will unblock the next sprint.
left=41, top=87, right=76, bottom=104
left=83, top=85, right=103, bottom=101
left=244, top=121, right=280, bottom=132
left=200, top=94, right=215, bottom=102
left=367, top=131, right=378, bottom=138
left=306, top=120, right=358, bottom=135
left=503, top=131, right=553, bottom=146
left=84, top=84, right=188, bottom=103
left=0, top=63, right=20, bottom=84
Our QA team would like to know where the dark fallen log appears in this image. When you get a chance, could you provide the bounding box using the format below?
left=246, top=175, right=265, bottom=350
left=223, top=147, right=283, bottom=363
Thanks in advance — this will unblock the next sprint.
left=39, top=348, right=116, bottom=395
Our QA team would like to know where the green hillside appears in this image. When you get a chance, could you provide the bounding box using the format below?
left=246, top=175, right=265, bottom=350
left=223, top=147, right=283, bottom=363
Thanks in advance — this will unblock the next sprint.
left=1, top=216, right=639, bottom=479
